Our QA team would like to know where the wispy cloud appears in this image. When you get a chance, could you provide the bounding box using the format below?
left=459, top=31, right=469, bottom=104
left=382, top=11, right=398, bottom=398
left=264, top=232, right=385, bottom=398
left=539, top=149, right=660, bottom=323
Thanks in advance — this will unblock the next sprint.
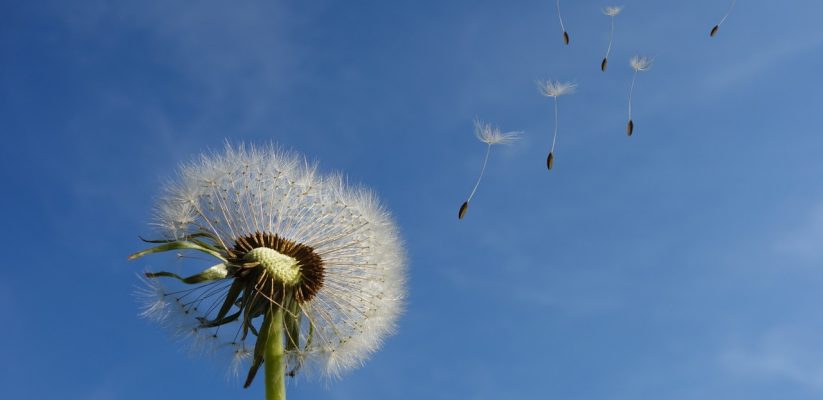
left=57, top=0, right=306, bottom=134
left=438, top=252, right=628, bottom=317
left=773, top=202, right=823, bottom=263
left=701, top=30, right=823, bottom=94
left=721, top=328, right=823, bottom=390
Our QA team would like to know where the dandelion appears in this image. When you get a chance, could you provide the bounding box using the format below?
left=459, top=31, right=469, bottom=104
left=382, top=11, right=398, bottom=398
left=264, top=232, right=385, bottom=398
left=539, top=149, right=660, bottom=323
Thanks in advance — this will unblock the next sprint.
left=538, top=80, right=576, bottom=170
left=130, top=143, right=406, bottom=400
left=600, top=6, right=623, bottom=71
left=556, top=0, right=570, bottom=45
left=627, top=56, right=653, bottom=136
left=710, top=0, right=737, bottom=37
left=458, top=119, right=521, bottom=220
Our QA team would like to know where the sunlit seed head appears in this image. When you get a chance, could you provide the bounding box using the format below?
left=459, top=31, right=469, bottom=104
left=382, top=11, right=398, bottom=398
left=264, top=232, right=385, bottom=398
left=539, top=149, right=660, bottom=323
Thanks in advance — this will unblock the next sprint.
left=134, top=143, right=406, bottom=382
left=538, top=80, right=577, bottom=98
left=630, top=55, right=654, bottom=72
left=474, top=119, right=521, bottom=145
left=602, top=6, right=623, bottom=16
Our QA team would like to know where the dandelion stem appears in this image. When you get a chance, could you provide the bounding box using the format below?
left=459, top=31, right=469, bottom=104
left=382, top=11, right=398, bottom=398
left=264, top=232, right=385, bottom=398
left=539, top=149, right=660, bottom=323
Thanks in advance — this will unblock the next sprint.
left=711, top=0, right=737, bottom=36
left=466, top=144, right=492, bottom=203
left=628, top=70, right=637, bottom=121
left=605, top=16, right=615, bottom=60
left=718, top=0, right=737, bottom=27
left=556, top=0, right=565, bottom=32
left=265, top=307, right=286, bottom=400
left=551, top=96, right=559, bottom=153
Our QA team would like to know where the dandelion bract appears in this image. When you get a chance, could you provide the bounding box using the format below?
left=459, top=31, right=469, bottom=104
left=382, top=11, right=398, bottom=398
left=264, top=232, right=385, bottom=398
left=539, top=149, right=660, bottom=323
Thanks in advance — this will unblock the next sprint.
left=459, top=119, right=521, bottom=220
left=627, top=56, right=653, bottom=136
left=538, top=80, right=576, bottom=170
left=131, top=144, right=406, bottom=400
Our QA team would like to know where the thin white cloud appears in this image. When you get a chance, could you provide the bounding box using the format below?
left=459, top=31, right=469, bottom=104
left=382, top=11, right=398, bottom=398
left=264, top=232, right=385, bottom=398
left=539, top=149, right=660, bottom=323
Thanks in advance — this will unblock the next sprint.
left=57, top=0, right=306, bottom=134
left=701, top=31, right=823, bottom=94
left=773, top=203, right=823, bottom=263
left=721, top=328, right=823, bottom=390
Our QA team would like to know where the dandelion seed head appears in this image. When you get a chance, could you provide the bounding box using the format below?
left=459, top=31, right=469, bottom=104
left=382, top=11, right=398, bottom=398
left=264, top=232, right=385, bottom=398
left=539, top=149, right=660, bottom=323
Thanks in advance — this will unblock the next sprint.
left=630, top=55, right=654, bottom=72
left=537, top=80, right=577, bottom=98
left=603, top=6, right=623, bottom=17
left=473, top=119, right=521, bottom=145
left=136, top=143, right=406, bottom=381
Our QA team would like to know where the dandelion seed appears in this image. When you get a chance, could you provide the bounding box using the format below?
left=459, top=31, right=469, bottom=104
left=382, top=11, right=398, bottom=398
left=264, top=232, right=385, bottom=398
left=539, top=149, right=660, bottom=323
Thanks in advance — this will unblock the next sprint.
left=130, top=143, right=406, bottom=400
left=459, top=119, right=521, bottom=220
left=601, top=6, right=623, bottom=71
left=627, top=56, right=653, bottom=137
left=458, top=201, right=469, bottom=219
left=556, top=0, right=570, bottom=45
left=710, top=0, right=737, bottom=37
left=538, top=80, right=576, bottom=170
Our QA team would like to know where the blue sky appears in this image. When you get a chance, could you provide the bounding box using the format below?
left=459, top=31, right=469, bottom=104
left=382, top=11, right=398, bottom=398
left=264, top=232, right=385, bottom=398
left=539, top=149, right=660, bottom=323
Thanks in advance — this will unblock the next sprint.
left=3, top=0, right=823, bottom=399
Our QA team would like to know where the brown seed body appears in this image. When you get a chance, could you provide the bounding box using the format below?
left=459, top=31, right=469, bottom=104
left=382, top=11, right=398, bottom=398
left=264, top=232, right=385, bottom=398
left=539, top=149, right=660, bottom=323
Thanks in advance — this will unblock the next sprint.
left=627, top=120, right=634, bottom=136
left=563, top=31, right=570, bottom=45
left=710, top=25, right=719, bottom=37
left=547, top=152, right=555, bottom=170
left=458, top=201, right=469, bottom=220
left=601, top=58, right=608, bottom=72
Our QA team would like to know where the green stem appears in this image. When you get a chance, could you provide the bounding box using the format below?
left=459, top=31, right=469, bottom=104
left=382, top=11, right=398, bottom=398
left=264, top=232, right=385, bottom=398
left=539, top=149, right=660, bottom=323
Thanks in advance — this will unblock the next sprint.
left=265, top=307, right=286, bottom=400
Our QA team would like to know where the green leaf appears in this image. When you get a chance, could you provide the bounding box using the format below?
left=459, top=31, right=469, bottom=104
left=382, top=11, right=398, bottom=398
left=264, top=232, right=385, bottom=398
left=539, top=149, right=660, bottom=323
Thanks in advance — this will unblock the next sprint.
left=244, top=310, right=273, bottom=389
left=240, top=286, right=256, bottom=340
left=138, top=232, right=224, bottom=253
left=284, top=298, right=301, bottom=351
left=216, top=280, right=244, bottom=319
left=304, top=320, right=314, bottom=351
left=197, top=310, right=241, bottom=328
left=144, top=263, right=229, bottom=284
left=138, top=231, right=217, bottom=243
left=284, top=297, right=303, bottom=377
left=197, top=279, right=244, bottom=326
left=128, top=240, right=226, bottom=262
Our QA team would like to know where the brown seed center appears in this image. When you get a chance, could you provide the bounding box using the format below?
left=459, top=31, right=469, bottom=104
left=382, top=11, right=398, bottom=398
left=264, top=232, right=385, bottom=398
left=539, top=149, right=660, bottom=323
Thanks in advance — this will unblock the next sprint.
left=229, top=231, right=324, bottom=303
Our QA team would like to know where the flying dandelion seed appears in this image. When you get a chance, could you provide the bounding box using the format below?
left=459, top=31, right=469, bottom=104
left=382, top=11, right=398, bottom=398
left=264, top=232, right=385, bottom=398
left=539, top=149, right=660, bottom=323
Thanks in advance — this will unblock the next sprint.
left=458, top=119, right=521, bottom=220
left=556, top=0, right=570, bottom=45
left=130, top=143, right=406, bottom=400
left=538, top=80, right=576, bottom=170
left=627, top=56, right=653, bottom=137
left=601, top=6, right=623, bottom=71
left=710, top=0, right=737, bottom=37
